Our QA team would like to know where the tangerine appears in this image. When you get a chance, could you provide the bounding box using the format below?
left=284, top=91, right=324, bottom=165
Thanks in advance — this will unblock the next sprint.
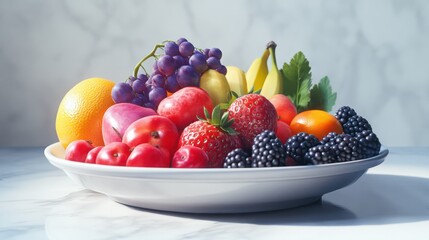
left=56, top=77, right=115, bottom=148
left=290, top=110, right=343, bottom=140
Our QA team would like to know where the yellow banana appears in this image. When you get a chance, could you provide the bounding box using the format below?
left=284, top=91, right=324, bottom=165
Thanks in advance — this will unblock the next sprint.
left=225, top=66, right=248, bottom=99
left=200, top=69, right=231, bottom=106
left=260, top=41, right=283, bottom=99
left=246, top=47, right=270, bottom=92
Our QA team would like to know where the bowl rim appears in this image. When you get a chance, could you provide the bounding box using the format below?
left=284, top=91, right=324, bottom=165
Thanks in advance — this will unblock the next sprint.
left=44, top=142, right=388, bottom=181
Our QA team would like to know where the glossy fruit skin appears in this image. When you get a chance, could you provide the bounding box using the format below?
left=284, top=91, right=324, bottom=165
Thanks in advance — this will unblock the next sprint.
left=290, top=110, right=343, bottom=140
left=285, top=132, right=320, bottom=165
left=56, top=77, right=115, bottom=148
left=96, top=142, right=131, bottom=166
left=85, top=146, right=103, bottom=164
left=251, top=130, right=286, bottom=168
left=260, top=42, right=283, bottom=100
left=179, top=121, right=242, bottom=168
left=126, top=143, right=171, bottom=167
left=225, top=66, right=247, bottom=97
left=275, top=120, right=293, bottom=144
left=227, top=94, right=277, bottom=150
left=172, top=145, right=209, bottom=168
left=122, top=115, right=179, bottom=156
left=269, top=94, right=297, bottom=125
left=223, top=148, right=251, bottom=168
left=157, top=87, right=214, bottom=131
left=246, top=48, right=269, bottom=93
left=199, top=69, right=231, bottom=106
left=355, top=130, right=381, bottom=158
left=342, top=115, right=372, bottom=136
left=102, top=103, right=157, bottom=145
left=65, top=140, right=94, bottom=162
left=334, top=106, right=357, bottom=126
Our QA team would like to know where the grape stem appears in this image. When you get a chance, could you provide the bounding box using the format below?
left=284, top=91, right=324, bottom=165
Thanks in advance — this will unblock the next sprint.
left=133, top=44, right=164, bottom=78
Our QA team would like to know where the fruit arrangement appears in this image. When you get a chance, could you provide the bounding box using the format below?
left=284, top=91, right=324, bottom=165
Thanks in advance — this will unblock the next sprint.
left=56, top=38, right=381, bottom=168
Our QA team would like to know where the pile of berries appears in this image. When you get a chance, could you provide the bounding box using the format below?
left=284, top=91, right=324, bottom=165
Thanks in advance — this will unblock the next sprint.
left=224, top=130, right=286, bottom=168
left=223, top=106, right=381, bottom=168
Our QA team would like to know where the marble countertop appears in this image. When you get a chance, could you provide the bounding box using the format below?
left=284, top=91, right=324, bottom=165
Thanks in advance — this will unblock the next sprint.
left=0, top=147, right=428, bottom=240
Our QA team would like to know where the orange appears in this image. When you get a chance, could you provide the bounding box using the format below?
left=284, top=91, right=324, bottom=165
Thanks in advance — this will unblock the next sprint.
left=56, top=77, right=115, bottom=148
left=290, top=110, right=343, bottom=140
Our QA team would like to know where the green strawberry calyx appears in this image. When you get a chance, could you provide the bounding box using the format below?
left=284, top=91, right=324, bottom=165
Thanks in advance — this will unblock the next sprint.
left=197, top=105, right=236, bottom=135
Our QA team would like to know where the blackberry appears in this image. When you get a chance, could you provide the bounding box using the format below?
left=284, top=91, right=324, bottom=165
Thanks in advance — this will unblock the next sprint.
left=305, top=145, right=337, bottom=165
left=343, top=115, right=372, bottom=136
left=335, top=106, right=357, bottom=126
left=330, top=134, right=365, bottom=162
left=285, top=132, right=320, bottom=165
left=251, top=130, right=286, bottom=168
left=223, top=148, right=251, bottom=168
left=355, top=130, right=381, bottom=158
left=320, top=132, right=339, bottom=145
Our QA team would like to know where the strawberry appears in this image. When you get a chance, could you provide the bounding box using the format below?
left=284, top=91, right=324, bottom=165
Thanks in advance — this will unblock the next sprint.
left=179, top=106, right=242, bottom=168
left=227, top=94, right=277, bottom=150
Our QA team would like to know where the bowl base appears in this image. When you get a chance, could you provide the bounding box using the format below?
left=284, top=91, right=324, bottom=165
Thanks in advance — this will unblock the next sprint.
left=110, top=195, right=323, bottom=214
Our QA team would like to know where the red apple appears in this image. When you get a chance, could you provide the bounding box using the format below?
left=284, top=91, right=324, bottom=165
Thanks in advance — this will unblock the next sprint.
left=157, top=87, right=214, bottom=131
left=126, top=143, right=171, bottom=167
left=122, top=115, right=179, bottom=156
left=270, top=94, right=297, bottom=125
left=102, top=103, right=157, bottom=145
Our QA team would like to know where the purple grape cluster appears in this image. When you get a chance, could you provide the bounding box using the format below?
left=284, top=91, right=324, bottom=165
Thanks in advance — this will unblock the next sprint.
left=111, top=37, right=226, bottom=110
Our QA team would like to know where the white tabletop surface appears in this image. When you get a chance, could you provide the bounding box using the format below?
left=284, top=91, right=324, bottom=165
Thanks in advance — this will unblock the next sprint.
left=0, top=147, right=428, bottom=240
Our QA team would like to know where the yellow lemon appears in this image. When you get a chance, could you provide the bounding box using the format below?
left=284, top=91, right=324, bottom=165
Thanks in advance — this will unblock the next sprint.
left=56, top=77, right=115, bottom=148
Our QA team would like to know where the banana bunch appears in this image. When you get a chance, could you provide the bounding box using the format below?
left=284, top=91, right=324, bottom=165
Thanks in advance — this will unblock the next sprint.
left=225, top=66, right=247, bottom=100
left=223, top=41, right=283, bottom=102
left=260, top=41, right=282, bottom=99
left=246, top=48, right=270, bottom=93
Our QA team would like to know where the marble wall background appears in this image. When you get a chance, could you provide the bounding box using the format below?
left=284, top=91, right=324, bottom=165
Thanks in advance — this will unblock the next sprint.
left=0, top=0, right=428, bottom=147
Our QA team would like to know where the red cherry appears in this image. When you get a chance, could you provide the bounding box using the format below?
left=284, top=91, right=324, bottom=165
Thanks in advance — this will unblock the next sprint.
left=85, top=146, right=103, bottom=164
left=96, top=142, right=131, bottom=166
left=126, top=143, right=171, bottom=167
left=172, top=145, right=209, bottom=168
left=65, top=140, right=94, bottom=162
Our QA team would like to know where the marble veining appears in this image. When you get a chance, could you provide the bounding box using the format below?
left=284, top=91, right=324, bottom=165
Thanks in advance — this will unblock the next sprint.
left=1, top=147, right=429, bottom=239
left=0, top=0, right=429, bottom=147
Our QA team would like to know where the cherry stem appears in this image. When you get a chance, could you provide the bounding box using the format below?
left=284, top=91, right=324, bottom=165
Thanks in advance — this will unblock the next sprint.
left=133, top=43, right=165, bottom=78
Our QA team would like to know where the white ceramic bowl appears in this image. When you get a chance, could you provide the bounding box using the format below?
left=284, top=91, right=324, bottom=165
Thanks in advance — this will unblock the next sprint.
left=44, top=142, right=388, bottom=213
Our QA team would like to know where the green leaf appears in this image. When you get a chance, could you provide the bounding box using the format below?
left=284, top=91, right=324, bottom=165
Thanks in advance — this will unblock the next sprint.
left=281, top=51, right=312, bottom=112
left=230, top=91, right=239, bottom=99
left=223, top=119, right=235, bottom=129
left=307, top=76, right=337, bottom=112
left=211, top=105, right=222, bottom=126
left=296, top=78, right=312, bottom=112
left=220, top=111, right=229, bottom=126
left=223, top=127, right=237, bottom=135
left=203, top=107, right=211, bottom=121
left=218, top=103, right=230, bottom=110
